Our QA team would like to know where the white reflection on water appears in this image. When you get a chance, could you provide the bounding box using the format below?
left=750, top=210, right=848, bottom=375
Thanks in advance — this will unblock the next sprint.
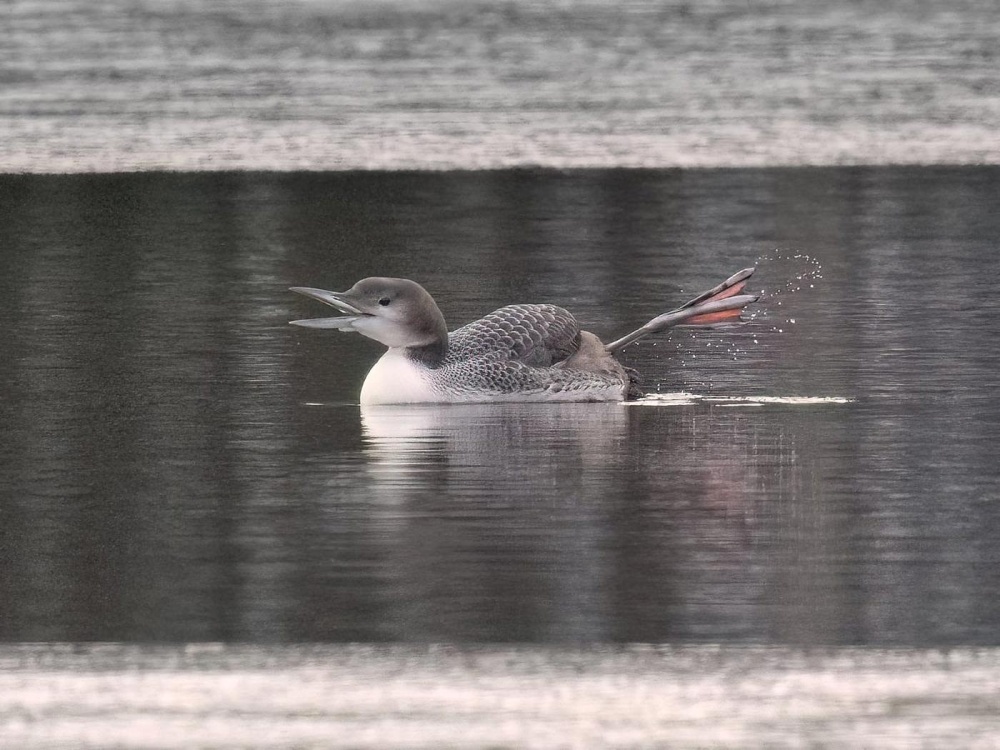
left=361, top=403, right=628, bottom=461
left=631, top=392, right=853, bottom=406
left=4, top=0, right=999, bottom=171
left=3, top=644, right=1000, bottom=749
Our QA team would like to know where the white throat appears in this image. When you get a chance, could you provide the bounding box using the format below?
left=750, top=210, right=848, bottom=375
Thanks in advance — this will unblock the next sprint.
left=359, top=349, right=437, bottom=405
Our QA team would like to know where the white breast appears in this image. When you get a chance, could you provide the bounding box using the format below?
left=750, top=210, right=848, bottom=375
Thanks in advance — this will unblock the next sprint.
left=359, top=349, right=437, bottom=405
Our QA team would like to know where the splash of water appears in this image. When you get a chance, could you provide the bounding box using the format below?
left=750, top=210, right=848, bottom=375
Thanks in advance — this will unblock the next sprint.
left=748, top=249, right=824, bottom=329
left=669, top=250, right=821, bottom=369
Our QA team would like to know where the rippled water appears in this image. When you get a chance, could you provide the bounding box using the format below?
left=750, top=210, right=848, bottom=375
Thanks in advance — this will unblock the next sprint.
left=3, top=0, right=999, bottom=171
left=2, top=166, right=998, bottom=645
left=4, top=2, right=999, bottom=744
left=2, top=644, right=999, bottom=749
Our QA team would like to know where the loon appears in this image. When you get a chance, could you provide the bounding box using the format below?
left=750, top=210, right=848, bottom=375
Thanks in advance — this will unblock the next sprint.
left=290, top=268, right=758, bottom=404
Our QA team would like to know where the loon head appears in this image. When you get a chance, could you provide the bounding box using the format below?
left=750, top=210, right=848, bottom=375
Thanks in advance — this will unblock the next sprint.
left=290, top=277, right=449, bottom=359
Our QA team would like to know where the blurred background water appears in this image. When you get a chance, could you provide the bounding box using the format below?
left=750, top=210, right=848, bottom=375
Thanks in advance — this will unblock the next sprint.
left=1, top=166, right=998, bottom=644
left=2, top=0, right=998, bottom=171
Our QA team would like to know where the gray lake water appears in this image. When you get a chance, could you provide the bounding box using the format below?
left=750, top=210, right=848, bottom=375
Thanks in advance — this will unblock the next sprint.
left=5, top=1, right=1000, bottom=745
left=4, top=1, right=1000, bottom=745
left=2, top=166, right=998, bottom=645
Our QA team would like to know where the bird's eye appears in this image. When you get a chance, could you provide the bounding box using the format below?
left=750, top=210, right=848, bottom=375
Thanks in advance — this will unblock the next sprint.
left=378, top=297, right=391, bottom=306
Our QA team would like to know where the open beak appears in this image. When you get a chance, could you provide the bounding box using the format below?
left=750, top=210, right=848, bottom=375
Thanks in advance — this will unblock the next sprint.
left=289, top=287, right=366, bottom=330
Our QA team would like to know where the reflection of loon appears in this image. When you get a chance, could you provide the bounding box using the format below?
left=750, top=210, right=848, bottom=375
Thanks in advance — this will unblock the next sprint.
left=290, top=269, right=757, bottom=404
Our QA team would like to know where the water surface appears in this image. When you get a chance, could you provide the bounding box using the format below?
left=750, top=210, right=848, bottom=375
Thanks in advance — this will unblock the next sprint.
left=1, top=166, right=998, bottom=644
left=3, top=0, right=998, bottom=171
left=3, top=644, right=999, bottom=749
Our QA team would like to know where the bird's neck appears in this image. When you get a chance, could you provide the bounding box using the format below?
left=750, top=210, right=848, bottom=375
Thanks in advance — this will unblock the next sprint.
left=399, top=300, right=449, bottom=368
left=403, top=335, right=448, bottom=368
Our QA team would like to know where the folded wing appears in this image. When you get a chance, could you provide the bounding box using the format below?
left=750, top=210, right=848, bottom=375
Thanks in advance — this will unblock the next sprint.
left=446, top=304, right=581, bottom=367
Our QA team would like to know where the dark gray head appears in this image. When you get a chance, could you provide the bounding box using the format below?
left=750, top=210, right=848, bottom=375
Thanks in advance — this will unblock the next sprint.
left=290, top=277, right=449, bottom=359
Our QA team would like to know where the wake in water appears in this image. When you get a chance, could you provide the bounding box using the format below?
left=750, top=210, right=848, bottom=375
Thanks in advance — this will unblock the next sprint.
left=628, top=392, right=852, bottom=407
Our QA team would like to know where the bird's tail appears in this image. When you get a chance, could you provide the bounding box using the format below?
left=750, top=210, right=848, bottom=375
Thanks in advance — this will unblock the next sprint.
left=605, top=267, right=758, bottom=354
